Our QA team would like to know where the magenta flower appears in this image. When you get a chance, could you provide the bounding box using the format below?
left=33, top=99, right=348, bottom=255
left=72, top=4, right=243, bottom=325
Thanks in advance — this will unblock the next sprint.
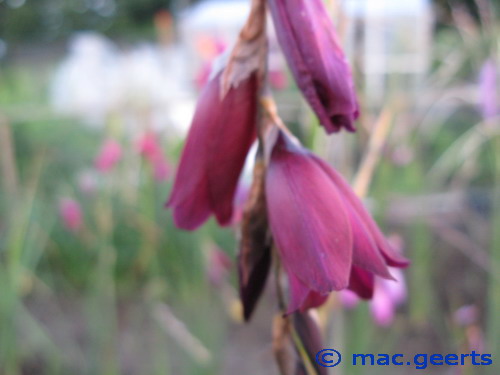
left=58, top=198, right=83, bottom=232
left=267, top=0, right=359, bottom=133
left=137, top=131, right=161, bottom=160
left=95, top=139, right=122, bottom=172
left=265, top=131, right=408, bottom=312
left=167, top=72, right=258, bottom=230
left=370, top=268, right=407, bottom=326
left=137, top=131, right=171, bottom=181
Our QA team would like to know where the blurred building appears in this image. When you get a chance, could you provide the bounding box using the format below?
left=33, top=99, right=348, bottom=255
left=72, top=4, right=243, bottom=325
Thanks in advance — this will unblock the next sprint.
left=340, top=0, right=433, bottom=105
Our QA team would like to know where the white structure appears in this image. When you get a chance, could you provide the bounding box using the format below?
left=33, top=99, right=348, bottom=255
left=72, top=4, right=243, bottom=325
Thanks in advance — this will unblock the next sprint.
left=340, top=0, right=433, bottom=104
left=50, top=32, right=194, bottom=137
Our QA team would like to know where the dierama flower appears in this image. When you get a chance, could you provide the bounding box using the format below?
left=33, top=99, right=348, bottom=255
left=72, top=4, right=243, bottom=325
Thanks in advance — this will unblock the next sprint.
left=265, top=130, right=408, bottom=312
left=167, top=0, right=266, bottom=230
left=95, top=138, right=122, bottom=172
left=268, top=0, right=359, bottom=133
left=167, top=72, right=258, bottom=229
left=58, top=198, right=83, bottom=232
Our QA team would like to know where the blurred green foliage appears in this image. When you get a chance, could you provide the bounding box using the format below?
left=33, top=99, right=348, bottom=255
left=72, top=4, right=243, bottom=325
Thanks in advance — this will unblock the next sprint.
left=0, top=0, right=185, bottom=42
left=0, top=0, right=498, bottom=44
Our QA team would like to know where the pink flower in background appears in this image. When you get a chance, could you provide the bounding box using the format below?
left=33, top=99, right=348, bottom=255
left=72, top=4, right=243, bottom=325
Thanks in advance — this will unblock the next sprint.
left=195, top=63, right=212, bottom=90
left=268, top=69, right=288, bottom=91
left=370, top=268, right=407, bottom=326
left=152, top=158, right=170, bottom=181
left=95, top=139, right=122, bottom=172
left=340, top=267, right=407, bottom=327
left=58, top=198, right=83, bottom=232
left=339, top=289, right=360, bottom=309
left=479, top=59, right=498, bottom=120
left=268, top=0, right=359, bottom=133
left=194, top=36, right=227, bottom=90
left=167, top=72, right=258, bottom=230
left=265, top=130, right=408, bottom=313
left=137, top=132, right=171, bottom=181
left=138, top=131, right=161, bottom=160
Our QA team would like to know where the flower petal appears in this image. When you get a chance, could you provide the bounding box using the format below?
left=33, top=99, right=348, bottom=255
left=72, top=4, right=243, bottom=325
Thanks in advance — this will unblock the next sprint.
left=311, top=155, right=410, bottom=268
left=345, top=202, right=393, bottom=279
left=167, top=72, right=257, bottom=229
left=266, top=131, right=353, bottom=293
left=287, top=270, right=329, bottom=314
left=348, top=265, right=374, bottom=299
left=370, top=286, right=395, bottom=327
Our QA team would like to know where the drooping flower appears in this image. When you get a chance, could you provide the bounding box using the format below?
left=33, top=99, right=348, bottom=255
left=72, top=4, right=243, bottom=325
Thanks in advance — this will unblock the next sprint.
left=265, top=130, right=408, bottom=312
left=370, top=268, right=407, bottom=326
left=58, top=198, right=83, bottom=232
left=167, top=0, right=266, bottom=230
left=267, top=0, right=359, bottom=133
left=94, top=138, right=122, bottom=172
left=166, top=72, right=258, bottom=229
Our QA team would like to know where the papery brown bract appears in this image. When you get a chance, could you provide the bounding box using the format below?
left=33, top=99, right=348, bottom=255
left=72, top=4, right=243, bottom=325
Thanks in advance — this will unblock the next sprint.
left=272, top=315, right=296, bottom=375
left=238, top=159, right=272, bottom=321
left=268, top=0, right=359, bottom=133
left=293, top=312, right=328, bottom=375
left=167, top=73, right=257, bottom=230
